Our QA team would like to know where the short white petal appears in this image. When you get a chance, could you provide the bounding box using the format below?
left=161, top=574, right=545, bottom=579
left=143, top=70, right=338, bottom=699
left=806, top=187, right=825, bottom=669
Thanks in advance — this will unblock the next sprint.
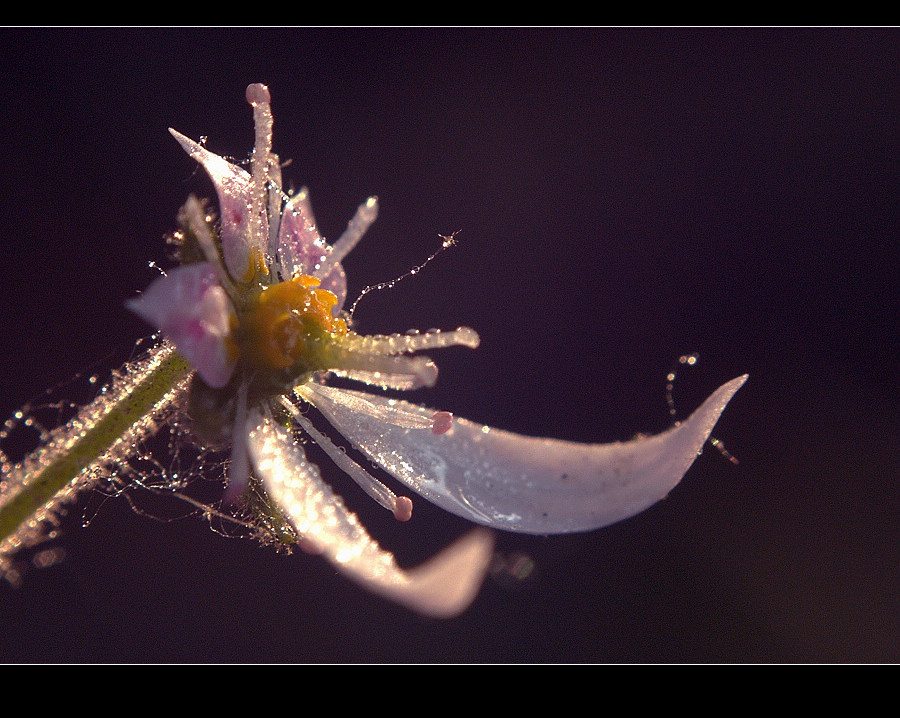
left=299, top=375, right=748, bottom=534
left=246, top=410, right=494, bottom=617
left=125, top=263, right=236, bottom=388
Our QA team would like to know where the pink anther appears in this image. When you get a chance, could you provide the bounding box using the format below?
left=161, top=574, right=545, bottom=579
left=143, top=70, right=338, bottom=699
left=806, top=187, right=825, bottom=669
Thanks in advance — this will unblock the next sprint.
left=393, top=496, right=413, bottom=522
left=245, top=83, right=271, bottom=107
left=431, top=411, right=453, bottom=435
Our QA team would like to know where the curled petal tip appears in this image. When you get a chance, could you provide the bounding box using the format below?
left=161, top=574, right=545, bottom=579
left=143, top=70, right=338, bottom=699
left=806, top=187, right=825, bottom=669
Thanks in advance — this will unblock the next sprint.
left=248, top=412, right=493, bottom=618
left=168, top=127, right=199, bottom=156
left=395, top=528, right=495, bottom=618
left=692, top=374, right=748, bottom=433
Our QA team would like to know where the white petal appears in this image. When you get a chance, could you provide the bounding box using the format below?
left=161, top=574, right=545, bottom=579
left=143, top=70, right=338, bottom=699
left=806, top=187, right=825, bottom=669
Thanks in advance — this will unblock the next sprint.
left=246, top=410, right=494, bottom=617
left=299, top=375, right=748, bottom=534
left=169, top=128, right=267, bottom=282
left=277, top=191, right=348, bottom=309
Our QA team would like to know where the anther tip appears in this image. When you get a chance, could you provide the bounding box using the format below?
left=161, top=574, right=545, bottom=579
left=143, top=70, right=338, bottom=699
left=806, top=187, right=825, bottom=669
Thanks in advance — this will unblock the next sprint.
left=393, top=496, right=414, bottom=522
left=431, top=411, right=453, bottom=435
left=457, top=326, right=481, bottom=349
left=246, top=83, right=271, bottom=107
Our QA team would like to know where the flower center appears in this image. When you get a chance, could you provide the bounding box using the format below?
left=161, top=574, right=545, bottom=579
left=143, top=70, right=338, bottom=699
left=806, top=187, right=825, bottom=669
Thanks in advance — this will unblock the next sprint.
left=241, top=275, right=347, bottom=371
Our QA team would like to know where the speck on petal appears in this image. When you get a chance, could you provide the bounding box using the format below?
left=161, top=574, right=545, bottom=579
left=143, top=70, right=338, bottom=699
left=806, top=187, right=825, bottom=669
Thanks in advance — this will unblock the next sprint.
left=126, top=263, right=237, bottom=388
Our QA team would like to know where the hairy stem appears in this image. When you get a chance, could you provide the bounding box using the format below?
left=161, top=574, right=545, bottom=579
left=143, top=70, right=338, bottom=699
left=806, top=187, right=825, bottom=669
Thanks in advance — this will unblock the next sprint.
left=0, top=345, right=192, bottom=544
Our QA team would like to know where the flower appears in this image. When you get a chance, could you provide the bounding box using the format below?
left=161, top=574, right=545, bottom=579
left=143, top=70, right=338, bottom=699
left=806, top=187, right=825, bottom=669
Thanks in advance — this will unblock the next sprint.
left=127, top=83, right=747, bottom=618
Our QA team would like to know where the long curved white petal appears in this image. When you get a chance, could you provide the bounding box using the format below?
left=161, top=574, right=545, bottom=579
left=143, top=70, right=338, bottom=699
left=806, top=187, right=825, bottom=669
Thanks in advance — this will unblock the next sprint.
left=299, top=375, right=748, bottom=535
left=246, top=410, right=494, bottom=617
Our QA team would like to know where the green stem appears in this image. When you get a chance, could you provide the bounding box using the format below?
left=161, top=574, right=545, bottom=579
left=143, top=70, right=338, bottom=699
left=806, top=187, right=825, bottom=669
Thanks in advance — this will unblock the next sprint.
left=0, top=346, right=192, bottom=543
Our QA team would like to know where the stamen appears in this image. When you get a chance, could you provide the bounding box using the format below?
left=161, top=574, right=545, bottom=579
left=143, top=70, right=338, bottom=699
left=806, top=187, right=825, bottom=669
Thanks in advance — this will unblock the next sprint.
left=329, top=369, right=432, bottom=392
left=246, top=83, right=273, bottom=265
left=224, top=383, right=250, bottom=503
left=279, top=397, right=413, bottom=521
left=316, top=197, right=378, bottom=280
left=393, top=496, right=413, bottom=522
left=330, top=353, right=439, bottom=390
left=324, top=328, right=478, bottom=390
left=266, top=153, right=284, bottom=262
left=342, top=327, right=480, bottom=356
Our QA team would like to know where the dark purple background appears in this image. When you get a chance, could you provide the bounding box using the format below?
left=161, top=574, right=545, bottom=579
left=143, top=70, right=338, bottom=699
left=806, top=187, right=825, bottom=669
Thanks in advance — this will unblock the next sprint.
left=0, top=28, right=895, bottom=662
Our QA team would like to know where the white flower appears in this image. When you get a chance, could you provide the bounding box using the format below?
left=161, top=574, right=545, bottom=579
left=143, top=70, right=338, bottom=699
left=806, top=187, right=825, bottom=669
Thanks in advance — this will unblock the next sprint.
left=127, top=84, right=747, bottom=617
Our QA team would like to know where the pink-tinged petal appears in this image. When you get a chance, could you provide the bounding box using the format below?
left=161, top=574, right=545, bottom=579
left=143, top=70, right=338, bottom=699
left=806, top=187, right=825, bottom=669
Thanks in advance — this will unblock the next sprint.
left=246, top=410, right=495, bottom=618
left=126, top=263, right=237, bottom=388
left=300, top=375, right=748, bottom=535
left=169, top=129, right=267, bottom=282
left=278, top=191, right=347, bottom=311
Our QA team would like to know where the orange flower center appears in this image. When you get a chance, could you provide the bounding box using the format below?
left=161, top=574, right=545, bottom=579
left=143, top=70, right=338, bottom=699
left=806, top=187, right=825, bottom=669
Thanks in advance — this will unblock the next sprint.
left=242, top=275, right=347, bottom=370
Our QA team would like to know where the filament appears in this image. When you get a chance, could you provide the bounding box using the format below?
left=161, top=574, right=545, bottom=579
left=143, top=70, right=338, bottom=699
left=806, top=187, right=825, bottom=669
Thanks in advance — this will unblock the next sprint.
left=279, top=397, right=412, bottom=521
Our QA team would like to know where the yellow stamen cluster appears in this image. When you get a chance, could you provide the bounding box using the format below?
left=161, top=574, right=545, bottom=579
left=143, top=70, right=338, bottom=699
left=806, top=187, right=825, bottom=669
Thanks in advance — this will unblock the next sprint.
left=242, top=275, right=347, bottom=371
left=243, top=246, right=270, bottom=282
